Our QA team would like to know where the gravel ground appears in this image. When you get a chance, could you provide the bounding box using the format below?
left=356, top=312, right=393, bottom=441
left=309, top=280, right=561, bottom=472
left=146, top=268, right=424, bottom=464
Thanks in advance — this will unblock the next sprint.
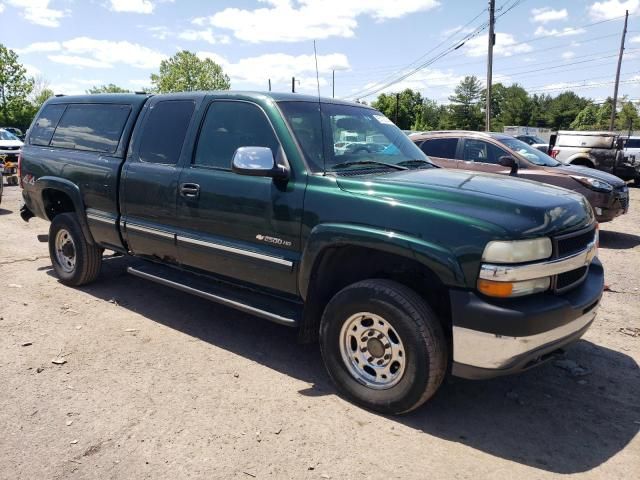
left=0, top=183, right=639, bottom=480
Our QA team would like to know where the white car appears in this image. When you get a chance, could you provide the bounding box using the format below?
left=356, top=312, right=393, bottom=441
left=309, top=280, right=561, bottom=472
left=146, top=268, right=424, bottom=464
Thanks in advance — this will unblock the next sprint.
left=0, top=128, right=23, bottom=186
left=624, top=136, right=640, bottom=163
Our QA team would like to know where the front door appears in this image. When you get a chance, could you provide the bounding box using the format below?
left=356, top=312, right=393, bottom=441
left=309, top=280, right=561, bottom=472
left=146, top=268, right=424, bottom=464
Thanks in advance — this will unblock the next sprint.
left=174, top=100, right=305, bottom=296
left=120, top=98, right=197, bottom=263
left=459, top=138, right=510, bottom=174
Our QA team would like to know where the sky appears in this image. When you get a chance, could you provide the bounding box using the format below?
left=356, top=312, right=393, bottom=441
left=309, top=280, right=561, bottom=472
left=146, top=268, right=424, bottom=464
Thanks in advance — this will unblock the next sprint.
left=2, top=0, right=639, bottom=104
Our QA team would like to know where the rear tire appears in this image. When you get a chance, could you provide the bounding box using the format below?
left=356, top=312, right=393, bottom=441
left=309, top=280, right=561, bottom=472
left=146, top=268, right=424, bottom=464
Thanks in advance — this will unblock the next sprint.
left=320, top=279, right=447, bottom=414
left=49, top=213, right=102, bottom=286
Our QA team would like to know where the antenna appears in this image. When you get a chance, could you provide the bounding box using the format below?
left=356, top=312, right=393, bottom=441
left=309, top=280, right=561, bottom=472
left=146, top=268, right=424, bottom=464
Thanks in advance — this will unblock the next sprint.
left=313, top=40, right=327, bottom=173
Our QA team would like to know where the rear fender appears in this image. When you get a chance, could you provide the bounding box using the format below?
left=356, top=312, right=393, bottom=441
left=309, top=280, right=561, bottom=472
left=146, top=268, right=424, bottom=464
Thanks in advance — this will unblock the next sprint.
left=32, top=176, right=95, bottom=244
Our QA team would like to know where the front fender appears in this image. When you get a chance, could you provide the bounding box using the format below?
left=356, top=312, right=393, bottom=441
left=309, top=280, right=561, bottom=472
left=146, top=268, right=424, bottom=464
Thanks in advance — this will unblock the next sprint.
left=298, top=223, right=466, bottom=299
left=31, top=176, right=95, bottom=244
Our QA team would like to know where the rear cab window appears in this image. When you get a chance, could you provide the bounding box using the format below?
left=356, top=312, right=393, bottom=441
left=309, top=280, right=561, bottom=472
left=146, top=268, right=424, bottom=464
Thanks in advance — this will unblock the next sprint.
left=138, top=100, right=196, bottom=164
left=50, top=104, right=131, bottom=153
left=30, top=104, right=67, bottom=146
left=419, top=138, right=458, bottom=159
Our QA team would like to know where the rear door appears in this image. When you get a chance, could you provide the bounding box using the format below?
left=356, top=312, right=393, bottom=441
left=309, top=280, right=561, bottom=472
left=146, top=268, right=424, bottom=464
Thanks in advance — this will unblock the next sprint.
left=120, top=98, right=197, bottom=263
left=173, top=99, right=305, bottom=295
left=415, top=137, right=459, bottom=169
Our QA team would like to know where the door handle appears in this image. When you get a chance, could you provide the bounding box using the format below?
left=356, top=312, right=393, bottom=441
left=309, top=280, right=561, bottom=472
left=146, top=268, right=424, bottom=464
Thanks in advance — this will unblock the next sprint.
left=180, top=183, right=200, bottom=198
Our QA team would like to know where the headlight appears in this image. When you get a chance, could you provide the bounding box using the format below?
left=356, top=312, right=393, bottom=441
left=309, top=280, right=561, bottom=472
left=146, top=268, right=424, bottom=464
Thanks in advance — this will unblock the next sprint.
left=571, top=175, right=613, bottom=193
left=478, top=277, right=551, bottom=298
left=482, top=238, right=552, bottom=264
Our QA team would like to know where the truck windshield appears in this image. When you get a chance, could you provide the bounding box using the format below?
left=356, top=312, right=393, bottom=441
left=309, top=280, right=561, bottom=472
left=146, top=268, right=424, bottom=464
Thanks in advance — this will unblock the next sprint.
left=278, top=101, right=431, bottom=172
left=500, top=137, right=561, bottom=167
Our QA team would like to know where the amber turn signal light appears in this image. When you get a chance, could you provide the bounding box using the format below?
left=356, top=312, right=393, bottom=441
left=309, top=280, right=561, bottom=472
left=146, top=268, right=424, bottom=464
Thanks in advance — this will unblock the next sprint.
left=477, top=279, right=514, bottom=298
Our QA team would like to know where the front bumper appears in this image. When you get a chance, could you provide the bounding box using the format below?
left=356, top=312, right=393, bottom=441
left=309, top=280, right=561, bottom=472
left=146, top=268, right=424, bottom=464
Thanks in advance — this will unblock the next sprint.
left=593, top=185, right=629, bottom=222
left=450, top=258, right=603, bottom=379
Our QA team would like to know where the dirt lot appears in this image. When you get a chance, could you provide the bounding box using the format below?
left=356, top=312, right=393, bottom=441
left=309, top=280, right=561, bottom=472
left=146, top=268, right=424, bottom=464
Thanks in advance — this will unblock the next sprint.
left=1, top=183, right=639, bottom=480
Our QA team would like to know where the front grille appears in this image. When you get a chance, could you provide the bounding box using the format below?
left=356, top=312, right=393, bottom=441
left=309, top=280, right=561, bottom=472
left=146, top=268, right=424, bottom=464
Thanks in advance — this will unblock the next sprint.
left=556, top=266, right=588, bottom=292
left=620, top=196, right=629, bottom=211
left=0, top=154, right=19, bottom=164
left=555, top=227, right=595, bottom=258
left=1, top=146, right=20, bottom=151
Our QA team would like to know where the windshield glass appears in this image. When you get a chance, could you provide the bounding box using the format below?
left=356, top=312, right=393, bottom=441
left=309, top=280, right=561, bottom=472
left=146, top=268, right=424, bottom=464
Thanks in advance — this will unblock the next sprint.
left=278, top=101, right=430, bottom=172
left=0, top=129, right=19, bottom=141
left=500, top=137, right=560, bottom=167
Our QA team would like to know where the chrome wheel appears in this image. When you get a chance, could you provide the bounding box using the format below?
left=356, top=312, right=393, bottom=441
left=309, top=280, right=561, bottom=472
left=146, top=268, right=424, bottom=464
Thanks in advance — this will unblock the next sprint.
left=339, top=312, right=406, bottom=389
left=55, top=228, right=76, bottom=273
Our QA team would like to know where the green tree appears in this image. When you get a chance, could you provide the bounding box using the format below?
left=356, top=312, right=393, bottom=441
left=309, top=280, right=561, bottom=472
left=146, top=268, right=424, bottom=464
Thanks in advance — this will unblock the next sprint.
left=87, top=83, right=131, bottom=94
left=545, top=91, right=591, bottom=130
left=448, top=75, right=484, bottom=131
left=617, top=99, right=640, bottom=132
left=496, top=84, right=532, bottom=129
left=413, top=98, right=443, bottom=131
left=0, top=44, right=34, bottom=127
left=529, top=94, right=553, bottom=128
left=150, top=50, right=230, bottom=93
left=33, top=88, right=54, bottom=107
left=372, top=89, right=424, bottom=130
left=570, top=104, right=599, bottom=130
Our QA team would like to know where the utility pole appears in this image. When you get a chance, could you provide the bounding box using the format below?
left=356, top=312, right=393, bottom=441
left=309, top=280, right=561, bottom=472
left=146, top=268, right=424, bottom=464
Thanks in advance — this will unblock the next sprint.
left=610, top=9, right=629, bottom=131
left=292, top=76, right=296, bottom=93
left=486, top=0, right=495, bottom=132
left=395, top=93, right=400, bottom=125
left=332, top=70, right=335, bottom=98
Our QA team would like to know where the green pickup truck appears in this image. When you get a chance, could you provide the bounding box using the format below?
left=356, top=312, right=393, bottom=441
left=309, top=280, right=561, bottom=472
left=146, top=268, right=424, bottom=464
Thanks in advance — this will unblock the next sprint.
left=20, top=92, right=603, bottom=414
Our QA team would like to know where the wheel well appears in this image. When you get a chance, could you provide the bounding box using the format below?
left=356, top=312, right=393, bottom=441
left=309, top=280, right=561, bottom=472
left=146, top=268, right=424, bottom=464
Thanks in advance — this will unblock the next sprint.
left=570, top=158, right=595, bottom=168
left=299, top=246, right=451, bottom=343
left=42, top=189, right=75, bottom=220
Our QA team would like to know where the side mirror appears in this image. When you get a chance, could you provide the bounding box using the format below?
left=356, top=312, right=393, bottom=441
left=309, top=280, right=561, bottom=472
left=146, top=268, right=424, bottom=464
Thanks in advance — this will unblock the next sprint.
left=498, top=156, right=519, bottom=176
left=232, top=146, right=289, bottom=179
left=615, top=138, right=625, bottom=150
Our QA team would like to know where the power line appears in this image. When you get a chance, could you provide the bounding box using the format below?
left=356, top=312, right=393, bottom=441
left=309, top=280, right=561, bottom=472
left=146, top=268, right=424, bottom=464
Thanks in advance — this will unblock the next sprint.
left=508, top=13, right=636, bottom=47
left=347, top=0, right=534, bottom=100
left=345, top=5, right=490, bottom=99
left=345, top=0, right=528, bottom=99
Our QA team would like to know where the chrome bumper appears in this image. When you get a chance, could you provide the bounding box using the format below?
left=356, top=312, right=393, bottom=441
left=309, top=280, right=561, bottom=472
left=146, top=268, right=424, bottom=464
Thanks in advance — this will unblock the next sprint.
left=453, top=307, right=597, bottom=370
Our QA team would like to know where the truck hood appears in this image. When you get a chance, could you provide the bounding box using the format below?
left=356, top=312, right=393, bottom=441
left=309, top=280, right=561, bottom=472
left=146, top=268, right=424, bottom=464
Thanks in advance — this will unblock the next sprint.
left=336, top=169, right=593, bottom=238
left=547, top=164, right=626, bottom=187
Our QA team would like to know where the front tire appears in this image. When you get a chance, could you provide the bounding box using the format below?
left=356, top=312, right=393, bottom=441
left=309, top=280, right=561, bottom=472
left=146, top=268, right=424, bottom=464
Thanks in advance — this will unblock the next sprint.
left=48, top=213, right=102, bottom=286
left=320, top=279, right=447, bottom=414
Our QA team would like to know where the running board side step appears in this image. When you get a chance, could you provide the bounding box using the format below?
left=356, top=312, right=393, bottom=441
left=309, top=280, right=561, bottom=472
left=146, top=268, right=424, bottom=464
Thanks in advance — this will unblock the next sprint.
left=127, top=263, right=301, bottom=327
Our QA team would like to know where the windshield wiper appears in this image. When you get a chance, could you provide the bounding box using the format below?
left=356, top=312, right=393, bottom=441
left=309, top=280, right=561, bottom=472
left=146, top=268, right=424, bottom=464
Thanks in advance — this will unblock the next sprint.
left=397, top=159, right=438, bottom=169
left=330, top=160, right=408, bottom=171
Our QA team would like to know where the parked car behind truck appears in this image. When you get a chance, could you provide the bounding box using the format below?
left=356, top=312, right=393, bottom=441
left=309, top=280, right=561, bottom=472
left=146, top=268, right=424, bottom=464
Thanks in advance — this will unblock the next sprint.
left=20, top=93, right=603, bottom=414
left=412, top=131, right=628, bottom=222
left=551, top=130, right=639, bottom=183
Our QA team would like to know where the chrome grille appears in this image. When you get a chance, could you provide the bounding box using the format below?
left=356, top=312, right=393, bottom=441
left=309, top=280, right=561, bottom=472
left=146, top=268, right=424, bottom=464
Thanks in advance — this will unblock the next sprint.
left=555, top=227, right=596, bottom=258
left=552, top=226, right=596, bottom=293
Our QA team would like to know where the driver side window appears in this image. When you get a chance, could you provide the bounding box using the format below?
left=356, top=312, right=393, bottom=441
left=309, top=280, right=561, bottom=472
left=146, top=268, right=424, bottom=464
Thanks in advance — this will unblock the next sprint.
left=461, top=139, right=508, bottom=164
left=194, top=101, right=280, bottom=169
